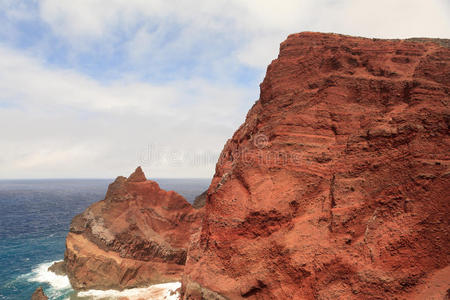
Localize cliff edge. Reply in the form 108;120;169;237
182;32;450;299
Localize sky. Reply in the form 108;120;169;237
0;0;449;179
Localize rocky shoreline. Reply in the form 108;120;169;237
31;287;48;300
41;32;449;299
63;167;202;291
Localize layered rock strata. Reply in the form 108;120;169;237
65;167;202;290
182;32;450;299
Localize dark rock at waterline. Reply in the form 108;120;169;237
48;261;66;276
31;287;48;300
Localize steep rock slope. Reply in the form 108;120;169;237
182;32;450;299
65;167;202;290
193;191;207;209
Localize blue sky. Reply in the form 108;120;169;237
0;0;449;179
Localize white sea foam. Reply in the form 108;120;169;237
24;260;73;299
22;260;180;299
77;282;181;300
27;260;71;290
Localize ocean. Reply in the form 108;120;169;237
0;178;210;300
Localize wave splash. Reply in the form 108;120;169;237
77;282;181;300
21;260;180;299
20;260;73;299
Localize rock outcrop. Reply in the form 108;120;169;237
65;167;202;290
182;32;450;299
192;191;207;209
48;261;66;276
31;287;48;300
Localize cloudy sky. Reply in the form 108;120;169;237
0;0;449;179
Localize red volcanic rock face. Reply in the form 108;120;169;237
65;167;202;290
182;32;450;299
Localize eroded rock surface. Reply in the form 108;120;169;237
65;167;202;290
182;32;450;299
31;287;48;300
192;191;207;209
48;261;66;276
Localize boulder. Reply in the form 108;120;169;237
31;287;48;300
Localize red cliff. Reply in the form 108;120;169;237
65;167;202;290
182;32;450;299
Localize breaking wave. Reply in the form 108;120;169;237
20;260;181;299
77;282;181;300
20;260;73;299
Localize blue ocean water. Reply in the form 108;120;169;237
0;178;209;300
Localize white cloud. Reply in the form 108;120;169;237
37;0;235;44
0;0;34;21
235;34;281;69
232;0;450;67
34;0;450;69
0;0;449;178
314;0;450;39
0;45;253;178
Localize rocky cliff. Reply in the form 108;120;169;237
193;191;207;209
65;167;202;290
182;32;450;299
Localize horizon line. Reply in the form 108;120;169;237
0;177;212;181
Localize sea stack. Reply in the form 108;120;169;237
64;167;202;290
31;287;48;300
182;32;450;299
